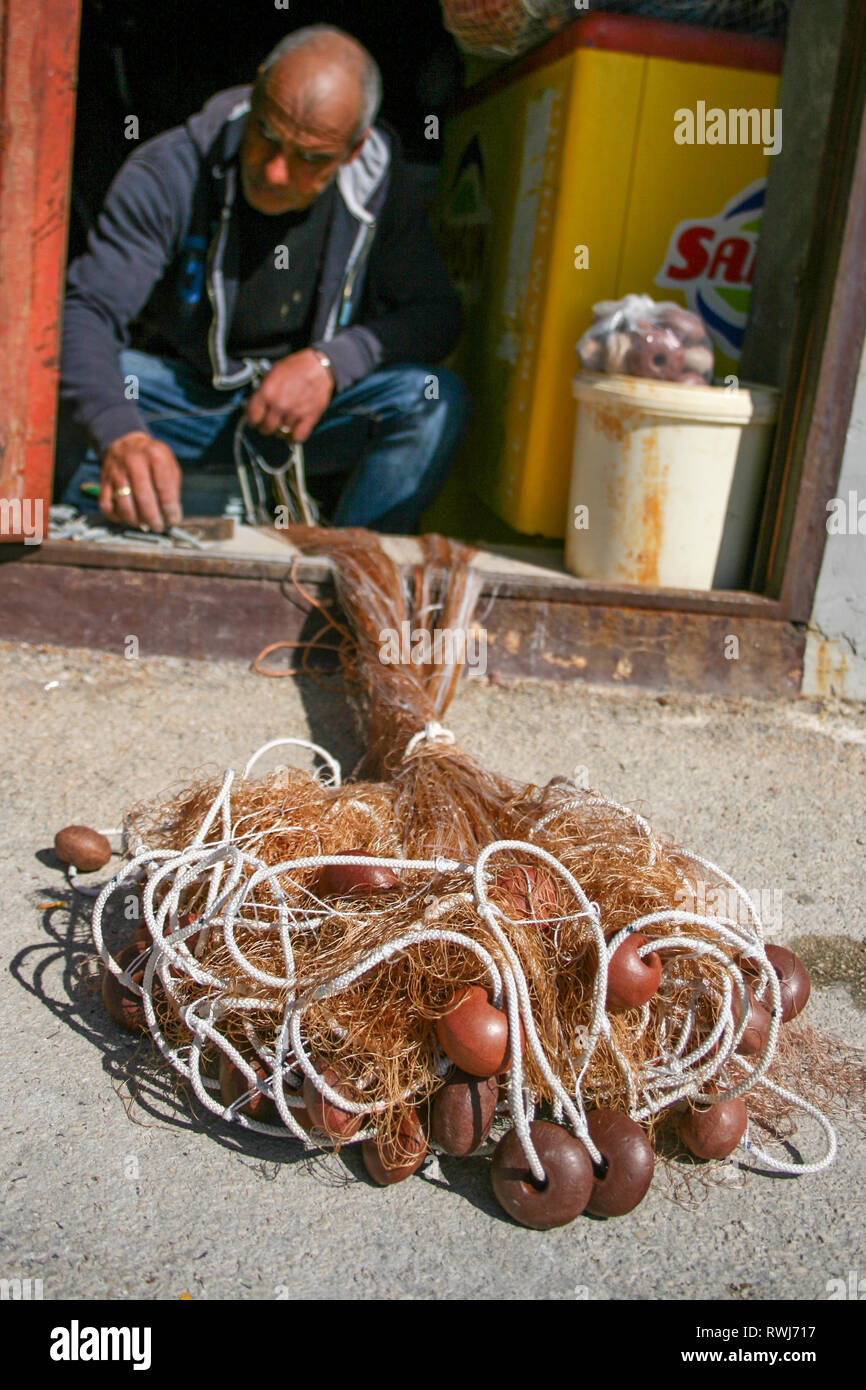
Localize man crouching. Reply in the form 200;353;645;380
57;24;469;533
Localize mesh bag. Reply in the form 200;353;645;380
440;0;575;58
440;0;791;59
576;294;716;383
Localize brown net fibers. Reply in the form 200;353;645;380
91;529;856;1210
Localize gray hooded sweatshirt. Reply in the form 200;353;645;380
60;86;463;454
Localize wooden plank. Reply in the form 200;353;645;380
173;516;236;541
0;561;803;696
0;0;80;541
3;536;785;620
481;599;803;697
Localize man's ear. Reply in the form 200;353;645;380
342;130;370;166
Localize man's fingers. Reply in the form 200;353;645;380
123;455;168;532
100;481;140;530
253;402;290;437
245;390;267;431
98;465;140;527
98;477;116;521
245;353;332;444
245;381;303;439
150;447;183;526
250;392;304;438
100;443;178;532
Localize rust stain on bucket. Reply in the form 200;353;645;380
588;408;666;586
631;429;667;587
587;401;637;445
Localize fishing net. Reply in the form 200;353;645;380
84;530;855;1226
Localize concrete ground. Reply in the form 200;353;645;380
1;638;864;1302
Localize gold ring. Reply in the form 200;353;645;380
278;425;293;437
113;486;133;498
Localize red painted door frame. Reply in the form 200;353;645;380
0;0;80;543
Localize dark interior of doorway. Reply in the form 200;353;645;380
68;0;461;262
65;0;515;545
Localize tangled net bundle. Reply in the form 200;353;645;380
88;530;852;1221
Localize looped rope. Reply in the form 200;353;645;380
403;722;456;759
242;736;341;787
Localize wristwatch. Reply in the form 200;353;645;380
312;348;335;385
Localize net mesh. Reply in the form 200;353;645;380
440;1;791;59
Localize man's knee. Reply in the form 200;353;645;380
398;364;469;415
385;368;470;512
424;367;472;436
369;365;471;454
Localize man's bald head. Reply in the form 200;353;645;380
240;26;382;214
257;25;382;145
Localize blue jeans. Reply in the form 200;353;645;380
56;350;471;532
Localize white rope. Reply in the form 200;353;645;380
89;735;837;1182
403;723;456;759
732;1061;838;1175
242;737;342;787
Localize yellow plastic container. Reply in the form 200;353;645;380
434;13;783;538
565;373;780;590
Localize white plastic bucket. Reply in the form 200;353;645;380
565;374;780;590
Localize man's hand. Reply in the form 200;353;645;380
245;349;334;443
99;432;183;532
